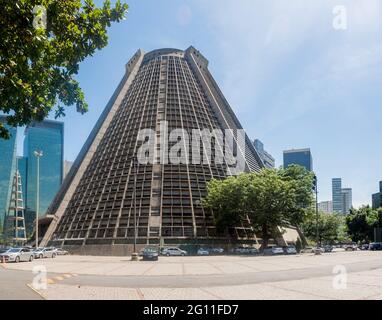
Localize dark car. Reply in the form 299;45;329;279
283;245;297;255
324;245;333;252
142;247;159;261
369;242;382;251
359;244;369;250
263;247;284;255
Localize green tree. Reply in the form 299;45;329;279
346;206;378;243
203;166;315;248
0;0;128;139
302;211;345;245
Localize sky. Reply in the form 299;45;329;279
16;0;382;207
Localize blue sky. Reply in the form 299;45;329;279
16;0;382;207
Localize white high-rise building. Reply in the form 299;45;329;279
318;201;333;214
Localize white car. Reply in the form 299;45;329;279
0;248;34;263
33;247;57;259
55;248;69;255
162;247;187;256
197;248;210;255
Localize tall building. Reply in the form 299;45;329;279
318;201;333;214
24;120;64;232
332;178;343;213
253;139;275;168
332;178;353;214
341;188;352;214
17;156;28;202
283;148;313;171
0;116;17;231
372;181;382;209
41;47;268;253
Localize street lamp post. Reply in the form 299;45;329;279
34;150;43;249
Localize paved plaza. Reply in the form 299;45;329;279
2;251;382;299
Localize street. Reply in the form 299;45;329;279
2;251;382;300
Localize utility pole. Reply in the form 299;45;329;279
34;150;43;248
314;175;321;254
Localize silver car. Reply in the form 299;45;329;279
55;248;69;255
162;247;187;256
0;248;34;263
33;247;57;259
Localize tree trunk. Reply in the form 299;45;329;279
261;224;269;250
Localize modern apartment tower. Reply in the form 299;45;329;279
24;120;64;233
41;47;266;253
283;148;313;171
253;139;275;168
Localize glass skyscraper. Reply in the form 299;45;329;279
17;156;28;202
0;116;17;231
341;188;353;214
24;120;64;232
372;181;382;210
332;178;343;213
283;148;313;171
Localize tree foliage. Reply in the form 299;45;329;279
0;0;128;139
302;211;347;245
203;165;315;248
346;206;382;243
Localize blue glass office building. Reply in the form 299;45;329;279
0;117;17;231
24;121;64;231
17;156;28;201
332;178;343;213
283;148;313;171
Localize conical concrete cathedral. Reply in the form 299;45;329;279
42;47;265;254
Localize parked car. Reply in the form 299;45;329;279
311;247;325;254
0;247;34;263
0;247;12;254
369;242;382;251
197;248;210;256
161;247;187;256
300;247;313;254
359;244;369;251
263;246;284;255
283;245;297;255
33;247;57;259
344;244;358;251
324;245;333;252
207;247;224;254
141;247;159;261
54;248;69;255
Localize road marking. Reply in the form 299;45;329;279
47;278;55;284
26;283;47;300
63;274;72;278
55;276;64;281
